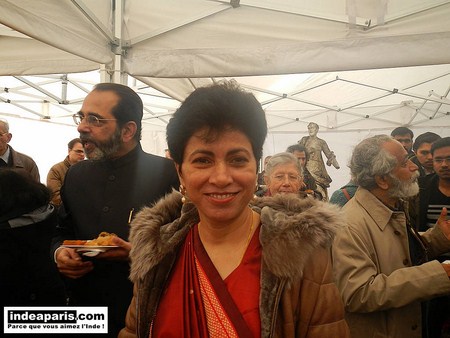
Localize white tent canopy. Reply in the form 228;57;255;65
1;0;449;130
2;0;450;76
1;0;449;191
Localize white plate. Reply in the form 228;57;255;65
62;245;118;256
62;245;118;250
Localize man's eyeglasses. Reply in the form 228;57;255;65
433;157;450;165
272;173;301;183
72;113;116;127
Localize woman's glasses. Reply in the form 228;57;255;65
272;173;301;182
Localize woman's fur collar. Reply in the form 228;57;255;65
129;191;344;282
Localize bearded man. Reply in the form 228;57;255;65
332;135;450;338
51;83;179;337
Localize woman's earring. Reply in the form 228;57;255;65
180;185;187;204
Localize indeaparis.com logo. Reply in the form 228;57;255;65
4;307;108;334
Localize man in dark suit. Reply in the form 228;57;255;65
52;83;179;337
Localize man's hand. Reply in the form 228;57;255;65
437;207;450;240
95;236;131;261
56;247;94;279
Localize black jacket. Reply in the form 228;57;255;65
415;174;439;232
51;144;179;337
0;168;65;308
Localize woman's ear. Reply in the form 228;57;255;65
175;163;184;186
121;121;137;142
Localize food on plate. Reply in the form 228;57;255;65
85;231;118;246
62;232;118;246
62;239;87;246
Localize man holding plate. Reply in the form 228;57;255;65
51;83;179;337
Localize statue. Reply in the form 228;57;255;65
298;122;340;201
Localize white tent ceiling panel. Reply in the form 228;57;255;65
2;64;449;132
0;0;113;72
135;76;215;102
0;0;449;134
2;0;448;77
0;35;99;75
124;1;450;77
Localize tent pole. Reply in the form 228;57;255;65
99;65;111;83
112;0;127;85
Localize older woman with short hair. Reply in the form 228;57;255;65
263;152;304;196
261;152;323;200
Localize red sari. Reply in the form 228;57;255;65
151;223;261;337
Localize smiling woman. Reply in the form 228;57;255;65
119;81;349;338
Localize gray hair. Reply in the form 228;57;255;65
350;135;398;190
0;119;9;133
264;152;303;178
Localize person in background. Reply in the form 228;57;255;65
0;118;40;181
414;136;450;338
286;143;323;200
46;138;85;207
391;126;415;158
286;143;318;193
411;131;441;177
119;81;349;338
0;169;65;309
261;152;322;200
298;122;340;201
263;152;304;196
415;136;450;232
257;154;272;188
332;135;450;338
51;83;179;337
329;179;358;207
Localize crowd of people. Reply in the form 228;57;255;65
1;82;449;338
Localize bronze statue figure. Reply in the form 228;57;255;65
298;122;339;200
